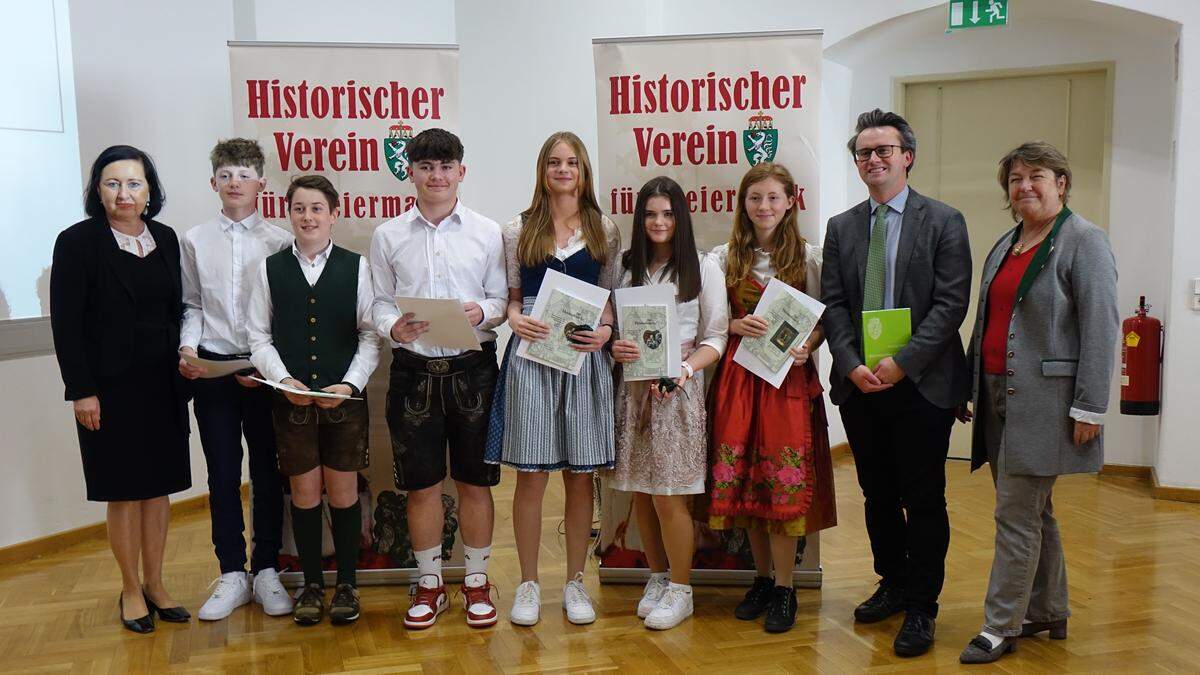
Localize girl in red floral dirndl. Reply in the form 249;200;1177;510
706;162;837;634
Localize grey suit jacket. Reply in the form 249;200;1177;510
966;210;1119;476
821;188;972;408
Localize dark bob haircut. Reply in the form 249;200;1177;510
407;128;464;164
83;145;166;219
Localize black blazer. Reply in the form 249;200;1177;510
820;188;972;409
50;216;184;401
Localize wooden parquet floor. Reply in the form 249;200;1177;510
2;455;1198;674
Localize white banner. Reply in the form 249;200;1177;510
593;31;825;587
229;41;458;255
593;31;822;249
229;42;464;583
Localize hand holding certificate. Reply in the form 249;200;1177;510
249;376;363;401
178;350;254;379
393;296;483;351
613;283;681;381
732;278;825;389
516;269;609;375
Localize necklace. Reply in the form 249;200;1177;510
1012;219;1052;256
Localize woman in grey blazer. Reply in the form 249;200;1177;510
958;142;1119;664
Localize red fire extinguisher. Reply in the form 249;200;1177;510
1120;296;1162;415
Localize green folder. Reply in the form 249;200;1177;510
862;308;911;369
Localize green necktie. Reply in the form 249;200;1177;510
863;204;888;311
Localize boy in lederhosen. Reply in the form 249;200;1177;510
368;129;508;629
247;175;380;625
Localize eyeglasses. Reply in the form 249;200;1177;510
853;145;905;162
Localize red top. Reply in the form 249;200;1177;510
982;241;1042;375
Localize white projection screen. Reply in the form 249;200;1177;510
0;0;81;322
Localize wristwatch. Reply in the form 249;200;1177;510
681;361;695;380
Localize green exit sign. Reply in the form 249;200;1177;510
948;0;1008;30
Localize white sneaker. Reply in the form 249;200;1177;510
562;573;596;625
510;580;541;626
198;571;251;621
644;583;694;630
251;568;294;617
637;574;670;619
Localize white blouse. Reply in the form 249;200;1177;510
618;250;729;357
111;226;157;257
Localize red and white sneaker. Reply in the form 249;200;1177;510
404;575;448;629
461;575;498;628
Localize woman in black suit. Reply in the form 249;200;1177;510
50;145;192;633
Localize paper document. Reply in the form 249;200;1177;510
248;376;362;400
179;351;254;379
862;308;912;369
516;269;609;375
614;282;681;381
732;278;825;389
394;296;482;351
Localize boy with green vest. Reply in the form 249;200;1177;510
246;175;380;626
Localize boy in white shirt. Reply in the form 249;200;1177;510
369;129;508;629
179;139;294;620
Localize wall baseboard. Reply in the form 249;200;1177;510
1099;463;1153;480
831;442;850;459
1100;463;1200;504
0;484;248;565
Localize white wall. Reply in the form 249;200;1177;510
824;0;1178;469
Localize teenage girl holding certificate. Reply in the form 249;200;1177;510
485;131;621;627
707;162;837;634
609;176;729;630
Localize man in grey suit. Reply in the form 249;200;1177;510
821;109;972;657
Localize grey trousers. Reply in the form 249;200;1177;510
980;374;1071;636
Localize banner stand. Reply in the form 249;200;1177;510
599;534;822;588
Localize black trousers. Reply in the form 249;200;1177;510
193;372;284;574
840;379;954;617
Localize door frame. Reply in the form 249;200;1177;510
893;61;1116;229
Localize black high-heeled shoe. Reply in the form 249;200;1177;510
144;592;191;623
119;594;155;634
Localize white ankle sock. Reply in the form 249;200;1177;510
463;544;491;588
667;582;692;593
415;546;442;588
979;631;1005;649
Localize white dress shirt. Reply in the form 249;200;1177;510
618;251;730;357
180;211;292;354
246;239;381;392
111;225;157;258
369;201;508;357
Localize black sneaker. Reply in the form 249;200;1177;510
853;584;905;623
763;585;798;633
734;576;774;620
292;583;325;626
329;583;361;625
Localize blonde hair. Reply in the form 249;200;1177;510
725;162;808;290
517;132;608;267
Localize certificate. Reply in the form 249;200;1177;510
732;278;825;389
862;308;912;369
516;269;609;375
619;304;669;380
248;376;363;400
614;282;681;381
179;351;254;379
394;296;483;351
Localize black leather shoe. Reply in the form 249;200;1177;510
853;584;905;623
119;594;155;634
1020;618;1067;639
734;576;774;620
959;634;1016;664
893;611;936;657
144;593;191;623
763;585;798;634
